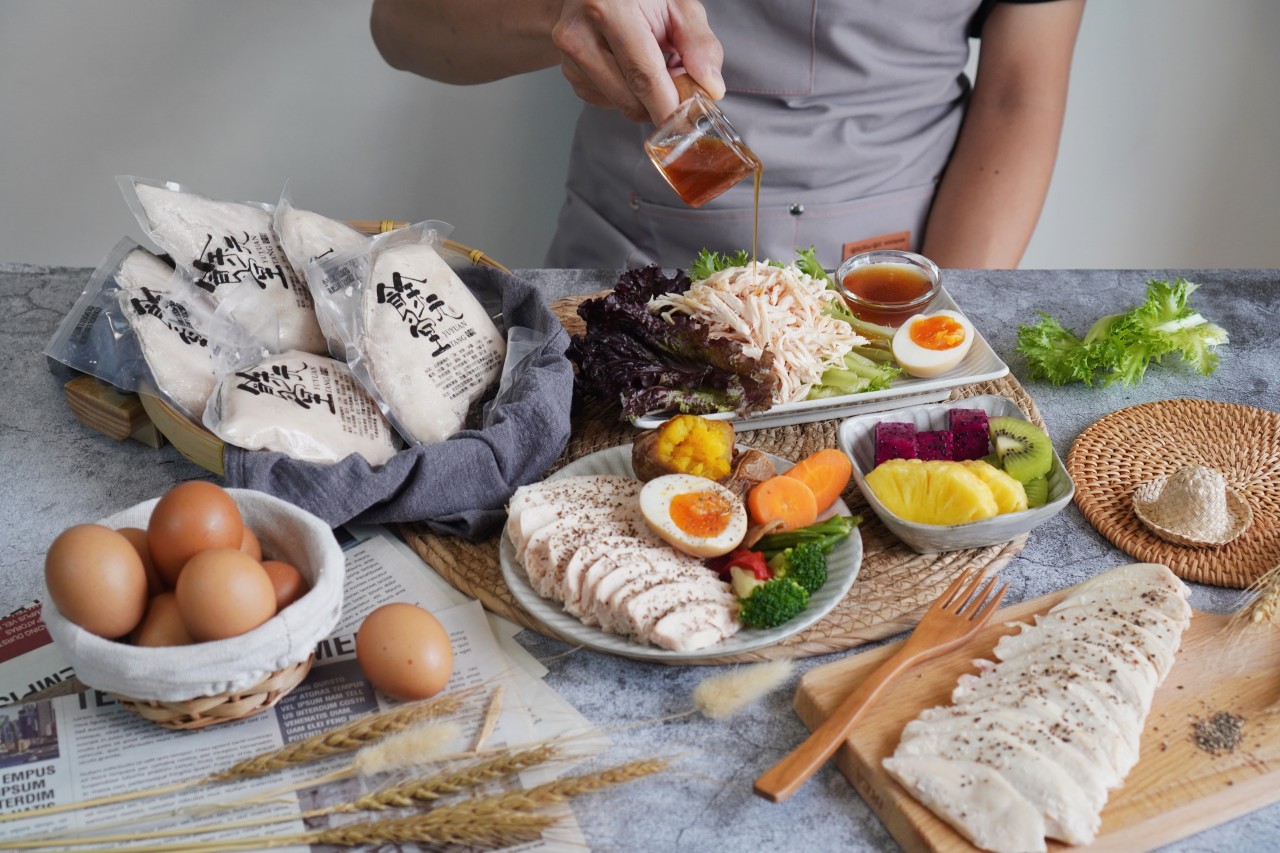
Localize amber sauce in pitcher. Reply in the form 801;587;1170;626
646;75;763;261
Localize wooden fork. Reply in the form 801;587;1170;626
753;567;1009;803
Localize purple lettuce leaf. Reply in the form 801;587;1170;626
567;265;776;419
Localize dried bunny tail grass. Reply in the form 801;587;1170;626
352;721;461;777
693;660;796;719
1228;561;1280;635
207;690;470;782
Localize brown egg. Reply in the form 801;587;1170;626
45;524;148;638
174;549;277;641
239;526;263;562
261;560;309;610
117;526;166;595
148;482;244;586
356;603;454;700
130;592;193;647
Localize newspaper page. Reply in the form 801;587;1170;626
0;603;74;707
0;529;602;851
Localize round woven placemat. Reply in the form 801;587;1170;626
1068;398;1280;588
400;295;1043;664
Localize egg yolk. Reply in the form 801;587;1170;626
909;315;967;351
670;491;736;538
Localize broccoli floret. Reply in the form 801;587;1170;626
738;578;809;629
767;542;828;594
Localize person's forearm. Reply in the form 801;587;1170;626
921;83;1067;269
370;0;562;84
922;0;1085;269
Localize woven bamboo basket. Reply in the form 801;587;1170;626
112;656;315;730
138;229;509;474
43;490;346;730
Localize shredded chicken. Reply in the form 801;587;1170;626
649;262;866;404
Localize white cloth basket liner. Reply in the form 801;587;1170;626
43;488;344;702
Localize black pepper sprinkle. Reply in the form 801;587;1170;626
1193;711;1245;756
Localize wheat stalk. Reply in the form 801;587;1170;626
347;742;563;812
86;758;669;853
2;743;568;850
1228;561;1280;634
0;691;471;826
208;692;467;781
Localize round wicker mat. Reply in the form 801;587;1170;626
400;295;1044;664
1068;398;1280;588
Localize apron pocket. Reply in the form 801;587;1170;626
632;181;937;270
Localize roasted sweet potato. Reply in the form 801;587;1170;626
631;414;735;482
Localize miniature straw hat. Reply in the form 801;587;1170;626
1132;465;1253;548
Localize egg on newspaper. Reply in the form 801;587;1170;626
505;474;743;652
883;563;1192;853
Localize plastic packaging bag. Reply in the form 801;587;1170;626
309;222;507;446
273;189;369;359
45;239;221;420
45;238;151;394
202;347;401;467
225;265;575;538
118;176;327;355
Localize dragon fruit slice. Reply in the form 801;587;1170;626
874;422;918;467
948;408;991;461
916;429;955;461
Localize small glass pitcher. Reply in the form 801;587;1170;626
644;75;760;208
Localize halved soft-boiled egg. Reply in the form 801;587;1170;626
639;474;748;558
891;309;975;378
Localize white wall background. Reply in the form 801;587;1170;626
1;0;1277;271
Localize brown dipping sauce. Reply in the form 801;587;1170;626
840;263;936;327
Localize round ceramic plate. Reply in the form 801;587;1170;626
498;445;863;662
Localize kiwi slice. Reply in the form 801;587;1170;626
988;417;1054;484
1023;476;1049;508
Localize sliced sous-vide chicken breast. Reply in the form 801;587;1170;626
885;563;1190;852
894;727;1100;844
902;706;1112;808
506;475;639;551
648;600;740;651
882;756;1046;853
506;473;744;654
610;578;734;639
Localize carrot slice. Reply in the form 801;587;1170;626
783;448;853;512
748;476;818;531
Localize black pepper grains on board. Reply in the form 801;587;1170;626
1192;711;1245;755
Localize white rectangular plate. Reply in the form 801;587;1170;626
631;287;1008;431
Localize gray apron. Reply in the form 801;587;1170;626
545;0;983;270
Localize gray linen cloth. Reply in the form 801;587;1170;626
224;267;573;540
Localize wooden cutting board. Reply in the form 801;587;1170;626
794;585;1280;852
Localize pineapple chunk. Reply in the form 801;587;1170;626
960;460;1029;514
865;459;1000;525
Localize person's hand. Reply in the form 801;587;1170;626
551;0;725;125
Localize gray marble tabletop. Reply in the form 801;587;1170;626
2;262;1277;852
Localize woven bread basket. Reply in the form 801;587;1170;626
139;229;508;475
42;489;345;730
